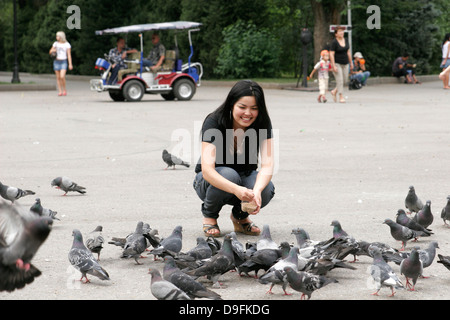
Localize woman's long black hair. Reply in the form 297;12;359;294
206;80;271;131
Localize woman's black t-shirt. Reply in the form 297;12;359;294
195;113;273;174
330;38;349;65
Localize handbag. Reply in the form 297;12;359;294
50;51;57;60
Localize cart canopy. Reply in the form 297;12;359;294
95;21;202;35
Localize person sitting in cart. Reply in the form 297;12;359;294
108;37;138;84
142;32;166;72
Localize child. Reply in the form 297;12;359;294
308;50;332;103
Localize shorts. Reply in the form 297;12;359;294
53;59;68;71
318;78;329;95
440;59;450;69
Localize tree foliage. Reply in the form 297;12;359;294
0;0;447;78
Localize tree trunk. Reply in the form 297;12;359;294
310;0;346;62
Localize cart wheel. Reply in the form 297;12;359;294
123;80;145;102
173;79;196;101
109;90;125;101
161;92;176;101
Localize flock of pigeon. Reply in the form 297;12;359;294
2;178;450;300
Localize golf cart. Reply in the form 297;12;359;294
90;21;203;102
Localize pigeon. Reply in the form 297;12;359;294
0;181;35;204
0;201;53;292
369;246;404;297
148;268;191;300
329;220;360;262
302;256;357;276
437;254;450;271
383;219;428;251
148;225;183;259
331;220;349;239
384;242;439;278
356;241;399;259
238;241;290;278
85;226;104;260
412;200;433;229
441;196;450;226
163;256;222;300
256;225;278;250
405;185;423;214
121;221;148;264
30;198;60;221
396;209;432;236
162;149;190;169
229;232;247;267
258;246;299;295
51;176;86;195
142;223;160;249
68;229;110;283
284;266;338;300
400;248;423;291
185;234;235;288
175;237;212;262
206;236;222;256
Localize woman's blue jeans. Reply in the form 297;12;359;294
193;167;275;220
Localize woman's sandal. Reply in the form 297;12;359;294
203;224;221;237
231;215;261;236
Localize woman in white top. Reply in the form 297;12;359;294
49;31;73;96
440;33;450;89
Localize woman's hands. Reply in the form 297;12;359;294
234;186;261;215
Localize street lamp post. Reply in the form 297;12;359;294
11;0;20;83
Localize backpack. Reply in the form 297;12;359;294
349;77;362;90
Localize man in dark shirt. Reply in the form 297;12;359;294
107;37;138;84
392;53;420;84
142;32;166;71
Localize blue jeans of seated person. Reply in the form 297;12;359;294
351;71;371;85
142;59;154;68
193;167;275;221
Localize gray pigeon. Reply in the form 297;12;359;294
437;254;450;271
148;268;191;300
163;256;222;300
412;200;433;229
148;225;183;259
142;223;160;249
258;246;299;295
185;234;235;288
229;231;247;267
329;220;360;262
369;246;404;297
121;221;148;264
384;242;439;278
30;198;60;221
383;218;428;251
256;225;278;250
283;266;338;300
0;202;53;292
400;248;423;291
162;149;190;169
85;226;104;260
0;181;35;204
175;237;212;262
396;209;432;236
441;196;450;226
51;176;86;195
405;185;423;214
68;229;110;283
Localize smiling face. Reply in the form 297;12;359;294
232;96;259;130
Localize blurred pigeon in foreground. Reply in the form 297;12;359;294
30;198;60;221
396;209;432;235
148;225;183;259
85;226;104;260
0;181;35;204
259;246;299;295
51;176;86;195
437;254;450;271
441;196;450;226
185;234;235;288
163;256;222;300
412;200;433;229
369;246;404;297
400;248;423;291
121;221;148;265
284;266;338;300
0;202;53;292
68;229;110;283
162;149;190;169
148;268;191;300
405;185;423;214
383;219;428;251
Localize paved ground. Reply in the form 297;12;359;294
0;74;449;303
